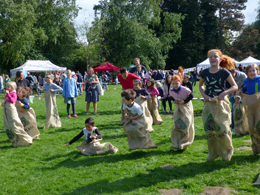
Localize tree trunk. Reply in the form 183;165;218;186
219;6;223;51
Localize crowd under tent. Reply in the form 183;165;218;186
10;60;67;78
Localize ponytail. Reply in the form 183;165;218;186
177;66;184;82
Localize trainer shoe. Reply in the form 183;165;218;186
162;110;167;113
73;114;78;117
68;115;71;118
169;110;173;114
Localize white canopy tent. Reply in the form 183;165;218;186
238;56;260;66
10;60;67;78
197;58;239;72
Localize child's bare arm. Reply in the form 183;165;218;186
130;113;143;120
63;143;70;146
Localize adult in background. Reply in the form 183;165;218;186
130;58;148;79
190;68;197;86
76;71;83;95
118;67;141;124
15;71;30;88
155;70;164;82
26;72;34;95
85;68;99;115
238;64;243;71
0;74;3;93
4;75;11;87
83;71;88;81
169;69;174;76
101;72;109;91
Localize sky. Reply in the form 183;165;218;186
74;0;260;26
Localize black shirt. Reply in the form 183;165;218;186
182;81;193;92
200;68;230;97
69;128;102;145
134;88;150;99
26;76;33;84
16;79;30;87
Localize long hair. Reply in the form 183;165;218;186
164;75;172;85
208;49;235;70
15;71;23;82
177;66;184;82
147;78;155;90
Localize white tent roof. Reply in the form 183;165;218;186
10;60;67;78
238;56;260;66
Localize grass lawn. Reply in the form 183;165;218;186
0;84;260;195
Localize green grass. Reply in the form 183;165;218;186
0;85;260;195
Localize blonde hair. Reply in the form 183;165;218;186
245;64;259;76
7;81;17;90
208;49;235;70
46;75;54;80
134;57;140;62
156;82;162;87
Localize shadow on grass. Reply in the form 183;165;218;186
45;149;182;170
61;154;260;195
46;127;78;134
77;110;122;116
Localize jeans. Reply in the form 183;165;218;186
78;84;83;95
162;97;173;111
102;83;108;91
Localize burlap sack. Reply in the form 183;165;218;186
44;90;61;129
76;139;118;155
134;96;154;131
171;101;194;150
147;96;163;125
119;98;127;125
123;109;157;150
233;102;249;136
15;102;40;140
3;103;33;147
202;97;233;161
241;92;260;155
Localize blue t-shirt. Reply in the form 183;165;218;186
241;75;260;95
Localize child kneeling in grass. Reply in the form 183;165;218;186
121;89;157;150
64;117;118;155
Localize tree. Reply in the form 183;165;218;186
91;0;183;70
215;0;247;51
228;25;259;60
0;0;79;71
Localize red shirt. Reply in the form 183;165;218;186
118;73;141;90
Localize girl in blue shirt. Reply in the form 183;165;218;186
236;64;260;154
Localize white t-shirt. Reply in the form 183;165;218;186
123;102;143;115
83;127;97;141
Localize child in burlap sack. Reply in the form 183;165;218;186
133;80;154;131
199;49;238;161
146;78;163;125
121;89;157;150
236;64;260;154
64;117;118;155
2;82;33;147
169;75;194;150
16;86;40;140
44;75;63;129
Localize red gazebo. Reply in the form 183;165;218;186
93;62;121;72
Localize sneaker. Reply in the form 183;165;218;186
68;115;71;118
169;110;173;114
162;110;167;113
73;114;78;117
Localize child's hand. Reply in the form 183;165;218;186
5;90;9;94
218;92;226;100
125;114;128;120
50;89;54;93
236;91;241;95
141;96;146;100
63;143;70;146
18;101;22;107
203;95;210;101
174;100;179;104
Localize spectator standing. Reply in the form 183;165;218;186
129;58;148;79
76;71;83;95
26;72;34;95
0;74;3;93
15;71;30;88
101;72;109;91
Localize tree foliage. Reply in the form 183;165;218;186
0;0;79;71
91;0;183;70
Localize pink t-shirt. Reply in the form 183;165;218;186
5;91;17;104
146;88;159;96
169;86;191;100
